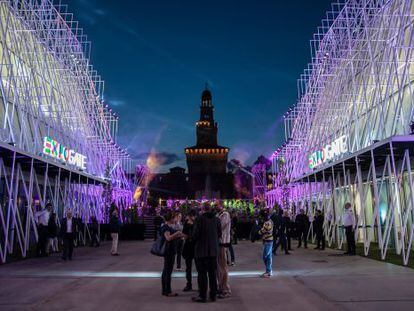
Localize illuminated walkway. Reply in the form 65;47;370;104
1;241;414;311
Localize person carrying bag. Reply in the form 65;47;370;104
154;212;183;297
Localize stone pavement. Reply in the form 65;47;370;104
1;240;414;311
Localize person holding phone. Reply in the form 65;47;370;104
161;212;184;297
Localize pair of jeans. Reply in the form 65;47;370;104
176;239;183;268
185;257;193;287
273;233;288;254
195;257;218;300
316;232;325;249
228;243;235;263
62;233;74;260
217;246;231;295
286;233;291;250
90;232;100;247
162;254;175;295
111;233;119;254
36;225;48;256
345;226;356;254
262;241;273;274
47;237;58;253
297;229;308;248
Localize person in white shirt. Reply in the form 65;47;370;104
60;210;75;261
343;202;356;255
217;203;231;299
35;204;51;257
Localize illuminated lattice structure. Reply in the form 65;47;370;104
0;0;132;262
267;0;414;265
252;163;266;201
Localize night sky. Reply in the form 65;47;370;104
68;0;333;172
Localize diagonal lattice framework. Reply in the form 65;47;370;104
0;0;133;262
285;0;414;179
267;0;414;265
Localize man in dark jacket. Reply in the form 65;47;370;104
313;210;325;250
272;208;290;255
60;210;76;261
296;209;310;248
192;203;222;303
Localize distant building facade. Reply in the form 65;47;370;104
148;166;188;202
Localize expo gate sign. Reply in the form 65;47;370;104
43;136;87;170
308;135;348;169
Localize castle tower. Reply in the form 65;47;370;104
185;87;229;175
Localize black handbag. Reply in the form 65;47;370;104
151;234;166;257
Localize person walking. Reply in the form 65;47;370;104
192;203;221;303
283;210;293;251
343;203;356;255
35;204;51;257
61;210;76;261
295;209;309;248
73;214;82;247
90;216;100;247
313;210;325;250
47;212;58;253
160;212;183;297
217;204;231;299
182;210;196;292
259;210;274;278
110;209;121;256
272;208;290;255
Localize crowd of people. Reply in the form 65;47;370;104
157;203;233;302
33;203;121;261
32;199;357;303
154;201;357;302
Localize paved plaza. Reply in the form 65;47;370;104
1;241;414;311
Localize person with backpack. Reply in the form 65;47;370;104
160;212;184;297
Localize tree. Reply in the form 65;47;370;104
254;155;272;171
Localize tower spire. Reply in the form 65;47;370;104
201;84;212;107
